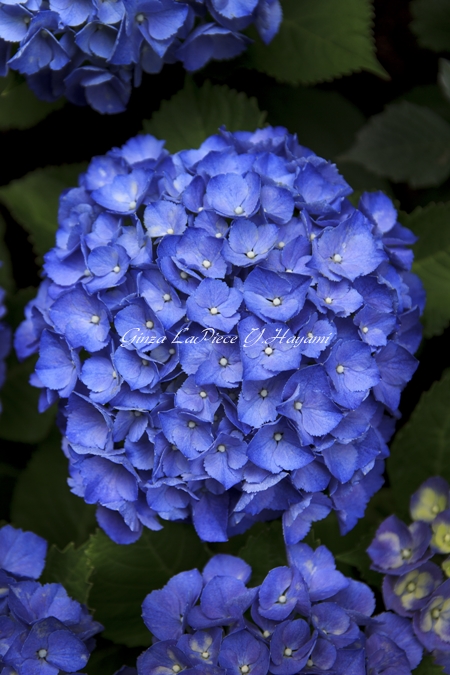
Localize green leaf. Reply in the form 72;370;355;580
262;85;365;159
402;202;450;337
238;521;286;585
0;164;87;262
143;78;266;153
343;101;450;188
0;213;15;295
413;654;445;674
11;430;97;548
411;0;450;53
246;0;387;86
0;357;56;443
40;542;93;605
388;370;450;517
439;58;450;103
86;524;210;647
0;73;64;131
85;643;139;675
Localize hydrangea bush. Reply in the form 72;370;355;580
0;0;281;113
14;126;424;546
132;547;423;675
0;523;102;673
367;476;450;674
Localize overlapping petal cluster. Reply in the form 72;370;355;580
0;0;281;113
134;547;422;675
367;477;450;674
15;127;424;545
0;523;102;674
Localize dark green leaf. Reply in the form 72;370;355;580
343;101;450;188
0;73;64;131
11;430;97;548
389;370;450;517
262;85;365;159
0;357;56;443
143;78;266;153
411;0;450;52
0;213;15;294
41;542;93;605
396;83;450;124
86;524;210;647
413;654;445;674
439;58;450;103
85;642;139;675
402;202;450;337
0;164;87;262
5;287;37;332
238;520;286;585
246;0;387;85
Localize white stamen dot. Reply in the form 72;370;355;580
201;652;210;659
310;233;316;241
274;432;283;442
402;548;412;559
285;268;293;273
84;268;91;276
278;241;285;249
169;348;176;355
325;297;333;305
180;271;188;279
215;232;222;238
362;326;369;333
336;365;345;374
113;265;120;273
136;12;145;22
246;251;256;259
90;314;100;324
332;253;342;263
202;259;212;269
172;666;181;673
142;359;148;366
112;371;117;379
218;444;226;453
210;307;219;315
432;608;441;619
167;228;174;234
199;391;208;398
407;582;416;592
38;649;48;659
234;206;244;215
134;411;141;417
240;667;249;674
260;389;268;398
264;346;273;356
307;659;313;667
263;630;271;638
272;297;282;306
219;357;228;367
294;401;303;411
188;421;196;429
24;16;30;24
307;332;314;339
163;293;171;302
146;320;154;328
284;648;293;657
129;200;137;210
278;594;287;604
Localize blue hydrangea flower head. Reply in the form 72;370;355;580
16;127;423;546
134;546;422;675
0;0;282;112
0;524;102;674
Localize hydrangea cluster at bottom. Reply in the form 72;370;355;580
133;547;423;675
0;524;102;675
367;476;450;674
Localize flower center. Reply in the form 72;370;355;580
401;548;412;559
113;265;120;273
199;391;207;398
188;421;196;429
284;648;293;657
180;271;188;279
332;253;342;263
407;582;416;592
38;649;48;659
146;320;154;328
90;314;100;324
219;357;228;367
246;250;256;259
167;228;174;234
218;444;226;453
201;652;209;659
202;259;212;269
324;296;333;305
264;346;273;355
278;594;287;604
234;206;244;215
336;365;344;374
272;297;282;306
259;388;268;398
294;401;303;410
210;307;219;315
163;293;171;302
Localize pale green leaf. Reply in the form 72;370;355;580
41;542;93;605
86;525;210;647
344;101;450;188
143;78;266;153
247;0;387;85
0;73;64;131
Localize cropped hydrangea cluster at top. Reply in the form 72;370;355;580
0;0;281;113
0;523;102;674
367;477;450;674
134;547;423;675
15;126;424;546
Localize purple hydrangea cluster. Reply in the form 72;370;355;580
367;477;450;674
0;523;102;674
0;0;281;114
15;126;424;546
135;546;423;675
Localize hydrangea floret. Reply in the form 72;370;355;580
367;476;450;674
131;546;423;675
15;126;424;546
0;523;102;674
0;0;282;113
